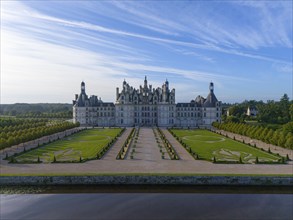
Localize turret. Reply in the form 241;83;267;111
165;79;169;90
81;81;85;93
209;82;214;93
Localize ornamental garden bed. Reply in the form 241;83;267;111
169;129;284;164
6;128;123;163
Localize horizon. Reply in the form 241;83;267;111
1;1;292;104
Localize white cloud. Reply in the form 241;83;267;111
1;1;291;103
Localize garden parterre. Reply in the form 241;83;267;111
170;129;282;163
12;128;122;163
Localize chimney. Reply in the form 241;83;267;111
116;87;119;100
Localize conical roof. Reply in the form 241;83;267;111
203;92;218;107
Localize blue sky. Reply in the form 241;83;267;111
1;1;292;104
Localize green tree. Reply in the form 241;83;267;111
277;132;286;147
290;104;293;121
282;122;293;134
270;131;280;146
284;133;293;149
264;129;274;144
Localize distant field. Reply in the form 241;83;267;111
170;129;281;163
14;128;122;163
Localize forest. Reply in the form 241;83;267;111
223;94;293;125
0;103;72;119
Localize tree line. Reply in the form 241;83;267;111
224;94;293;124
0;103;72;117
0;118;79;150
212;121;293;149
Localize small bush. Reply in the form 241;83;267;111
239;156;242;164
213;156;216;163
255;156;259;164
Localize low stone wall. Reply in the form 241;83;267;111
1;175;292;186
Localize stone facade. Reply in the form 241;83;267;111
73;77;221;127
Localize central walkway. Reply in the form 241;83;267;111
125;128;162;161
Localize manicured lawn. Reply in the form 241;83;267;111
14;128;122;163
171;129;281;163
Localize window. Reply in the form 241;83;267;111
121;119;123;124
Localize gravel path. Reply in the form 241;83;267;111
125;128;162;161
102;129;132;161
212;128;293;161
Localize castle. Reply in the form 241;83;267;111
73;77;221;127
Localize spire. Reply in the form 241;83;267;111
144;75;147;88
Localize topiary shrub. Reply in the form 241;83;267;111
239;156;242;164
37;156;41;163
9;157;15;163
213;156;216;163
255;156;259;164
53;155;57;163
